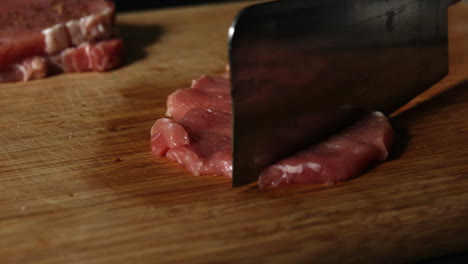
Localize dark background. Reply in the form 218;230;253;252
114;0;243;12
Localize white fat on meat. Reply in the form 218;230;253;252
274;162;322;175
42;8;114;55
66;9;114;46
0;57;47;82
269;162;322;187
42;24;70;54
16;57;47;81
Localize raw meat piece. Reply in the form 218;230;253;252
0;0;115;67
0;0;120;82
152;74;394;188
258;112;393;188
150;118;189;156
54;39;123;72
166;75;232;120
0;39;122;82
0;57;47;82
151;107;393;185
151;108;232;177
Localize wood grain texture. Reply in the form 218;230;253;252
0;1;467;263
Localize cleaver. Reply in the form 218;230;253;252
228;0;459;187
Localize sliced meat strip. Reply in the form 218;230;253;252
258;111;394;188
152;74;394;188
151;108;233;177
166;75;232;120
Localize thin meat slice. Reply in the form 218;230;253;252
151;108;233;177
150;107;393;184
152;74;394;188
0;0;120;82
258;112;393;188
166;75;232;120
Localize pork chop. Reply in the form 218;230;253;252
0;0;121;82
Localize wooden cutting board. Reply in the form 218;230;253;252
0;1;467;263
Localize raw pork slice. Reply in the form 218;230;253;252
151;108;232;177
0;0;121;82
151;75;394;188
166;75;232;120
258;111;393;188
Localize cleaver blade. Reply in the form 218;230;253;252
228;0;458;187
